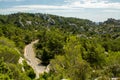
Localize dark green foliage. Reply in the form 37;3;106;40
0;45;20;64
80;38;107;68
35;28;66;65
26;68;36;79
0;37;34;79
102;38;120;51
0;58;31;80
0;13;120;79
23;60;36;79
0;37;15;47
0;58;12;78
104;52;120;77
8;63;31;80
0;37;20;64
49;36;91;80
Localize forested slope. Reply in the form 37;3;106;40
0;13;120;80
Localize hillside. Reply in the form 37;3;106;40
0;13;120;80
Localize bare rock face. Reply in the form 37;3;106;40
15;16;25;27
68;22;78;31
48;18;55;25
68;23;78;28
104;18;120;25
58;17;64;23
26;21;32;25
43;14;50;20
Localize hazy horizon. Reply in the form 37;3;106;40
0;0;120;22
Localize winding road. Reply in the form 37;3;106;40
24;40;49;79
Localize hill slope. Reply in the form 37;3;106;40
0;13;120;80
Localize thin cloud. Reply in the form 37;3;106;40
0;5;77;14
65;0;120;9
0;0;24;2
0;0;120;14
15;5;70;10
103;9;120;13
14;0;120;10
0;0;120;21
0;7;33;15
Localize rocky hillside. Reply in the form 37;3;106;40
0;13;120;80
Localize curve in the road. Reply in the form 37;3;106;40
24;40;49;79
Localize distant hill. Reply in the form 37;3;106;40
0;13;120;35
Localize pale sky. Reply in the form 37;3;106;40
0;0;120;22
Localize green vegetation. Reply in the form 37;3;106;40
35;28;66;65
0;13;120;80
